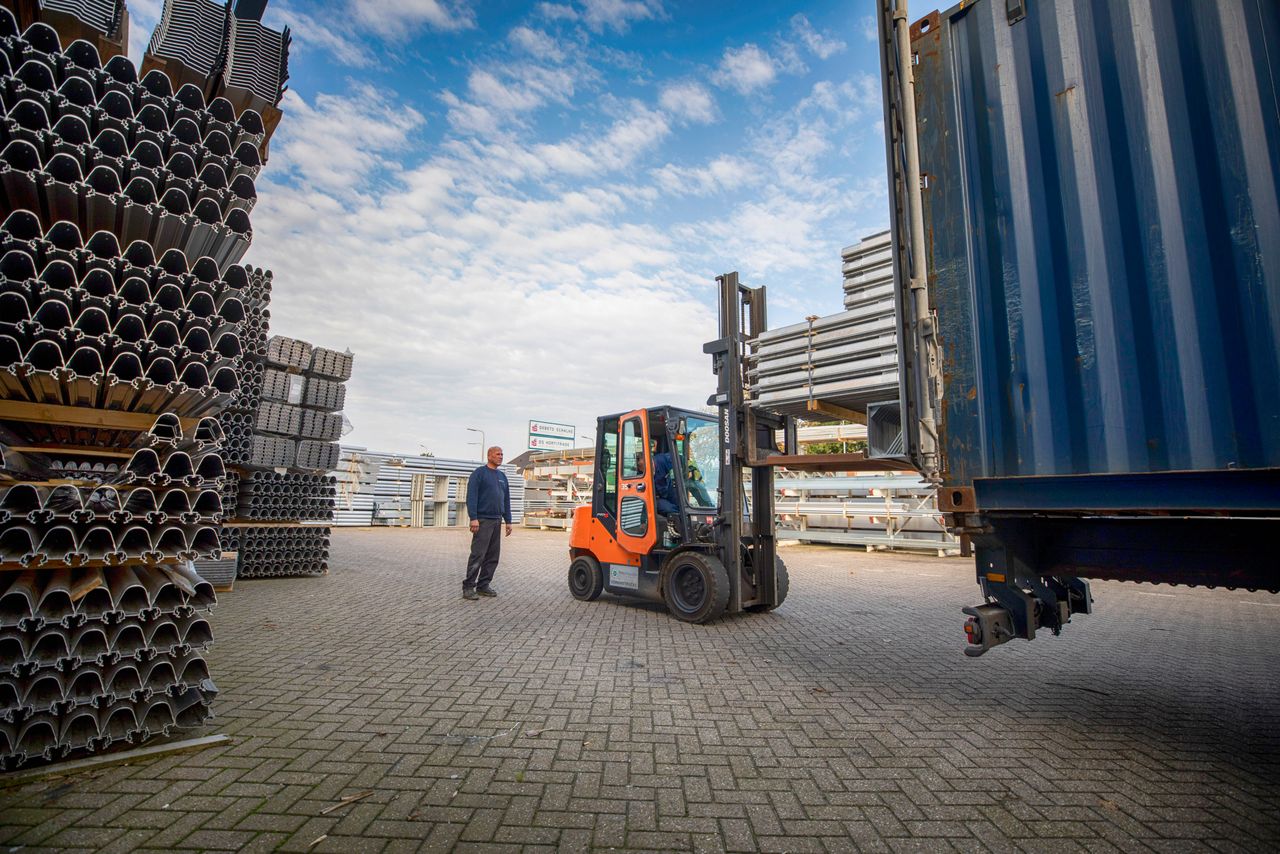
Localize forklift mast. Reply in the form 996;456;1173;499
703;272;795;612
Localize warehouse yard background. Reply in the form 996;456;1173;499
3;528;1277;851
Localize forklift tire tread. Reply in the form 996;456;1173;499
661;552;731;624
568;555;605;601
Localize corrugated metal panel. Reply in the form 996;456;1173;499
915;0;1280;486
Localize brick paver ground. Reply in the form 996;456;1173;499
2;527;1279;852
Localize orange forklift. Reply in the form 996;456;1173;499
566;273;906;623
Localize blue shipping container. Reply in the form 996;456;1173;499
912;0;1280;492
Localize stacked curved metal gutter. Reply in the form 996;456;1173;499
748;230;899;419
141;0;288;154
0;212;245;416
0;1;294;768
332;448;525;528
0;559;216;769
0;418;221;769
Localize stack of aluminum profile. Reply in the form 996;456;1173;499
218;334;351;472
141;0;287;157
219;524;325;577
8;1;128;63
0;418;221;770
0;561;217;770
0;0;295;766
220;332;352;579
748;230;898;420
332;448;525;528
771;472;959;554
0;212;245;417
233;471;333;521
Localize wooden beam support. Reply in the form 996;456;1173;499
0;401;200;432
804;399;868;425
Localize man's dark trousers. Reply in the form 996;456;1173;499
464;519;503;592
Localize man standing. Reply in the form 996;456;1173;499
463;446;512;600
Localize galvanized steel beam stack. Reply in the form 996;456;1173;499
748;230;899;420
0;0;293;767
332;448;524;528
219;334;352;578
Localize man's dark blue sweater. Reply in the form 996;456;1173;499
467;465;512;522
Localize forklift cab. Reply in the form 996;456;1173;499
568;404;788;623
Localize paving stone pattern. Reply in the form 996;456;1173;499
2;528;1279;852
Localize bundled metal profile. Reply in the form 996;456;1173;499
0;561;217;769
747;230;900;420
222;523;326;578
333;448;525;527
234;470;333;521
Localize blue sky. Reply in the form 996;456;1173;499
131;0;890;459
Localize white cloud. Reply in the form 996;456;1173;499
268;87;425;194
509;26;566;61
712;44;776;95
537;3;579;22
348;0;475;38
126;0;163;63
579;0;663;32
791;14;847;60
861;15;878;42
659;81;717;124
652;156;756;196
270;4;379;68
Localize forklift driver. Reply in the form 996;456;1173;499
652;440;680;517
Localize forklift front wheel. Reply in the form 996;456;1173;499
568;555;604;601
662;552;730;624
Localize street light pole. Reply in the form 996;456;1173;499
466;427;485;461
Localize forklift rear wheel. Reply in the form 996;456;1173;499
662;552;730;623
746;556;789;612
568;555;604;601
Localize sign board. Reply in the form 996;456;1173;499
529;420;575;439
528;435;574;451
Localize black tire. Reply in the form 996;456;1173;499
747;555;789;612
661;552;730;624
568;555;604;601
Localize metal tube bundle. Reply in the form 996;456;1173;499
221;524;326;577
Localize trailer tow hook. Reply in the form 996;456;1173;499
962;604;1014;657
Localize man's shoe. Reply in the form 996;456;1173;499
476;587;497;597
462;589;478;600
